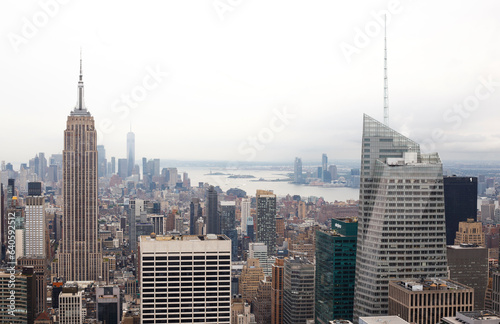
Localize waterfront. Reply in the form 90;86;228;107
179;167;359;203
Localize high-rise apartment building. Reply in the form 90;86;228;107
59;285;83;324
127;131;135;177
206;186;219;234
271;258;285;324
443;176;478;245
315;218;357;323
249;242;272;277
25;182;45;257
294;157;303;184
256;190;277;256
322;154;328;182
283;257;315;324
57;58;102;281
388;279;473;324
18;257;48;316
139;234;231;323
448;245;488;309
239;258;265;303
241;198;251;235
353;115;448;319
190;198;202;235
110;156;116;175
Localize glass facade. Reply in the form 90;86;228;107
315;218;357;323
354;115;448;320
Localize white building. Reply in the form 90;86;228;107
25;183;45;257
139;234;232;323
249;242;272;277
241;198;251;235
59;288;83;324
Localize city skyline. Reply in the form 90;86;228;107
1;1;500;164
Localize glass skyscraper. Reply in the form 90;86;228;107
353;114;448;320
315;218;357;323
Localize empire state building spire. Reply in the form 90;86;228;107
72;49;89;115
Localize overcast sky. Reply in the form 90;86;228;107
1;0;499;166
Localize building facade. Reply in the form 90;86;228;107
57;59;102;281
256;190;277;256
353;115;448;319
283;257;315;324
25;182;45;257
139;234;232;323
315;218;357;323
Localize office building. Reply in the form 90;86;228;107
18;257;48;316
139;234;231;324
454;219;485;246
353;115;448;319
118;158;128;179
59;285;83;324
25;182;45;257
96;286;121;324
447;245;488;309
443;176;478;245
110;156;116;174
57;58;102;281
249;242;272;277
206;186;219;234
271;258;285;324
253;277;272;324
97;145;107;178
239;258;265;303
443;311;500;324
0;267;36;324
241;198;251;235
322;154;328;182
256;190;277;256
329;165;338;181
127;131;135;177
283;257;315;324
315;218;357;323
388;279;473;324
294;157;303;184
220;201;238;260
359;316;409;324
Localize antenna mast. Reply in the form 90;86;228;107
384;15;389;125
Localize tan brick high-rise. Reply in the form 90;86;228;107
57;56;102;281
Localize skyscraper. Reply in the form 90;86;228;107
57;56;102;281
283;258;315;324
220;201;238;260
443;176;478;245
256;190;277;256
97;145;107;178
127;131;135;177
353;115;448;320
315;218;357;323
25;182;45;257
139;234;232;323
271;258;285;324
241;198;251;235
206;185;219;234
189;198;202;235
294;157;302;184
321;153;328;182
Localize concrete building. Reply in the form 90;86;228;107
388;279;473;324
454;219;485;246
0;267;36;324
283;257;315;324
253;277;272;324
57;59;102;281
442;311;500;324
354;115;448;319
249;242;272;277
256;190;277;256
448;244;488;309
241;198;251;235
139;234;231;323
59;285;83;324
96;286;121;324
25;182;45;257
239;258;265;303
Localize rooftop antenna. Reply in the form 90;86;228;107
383;14;389;125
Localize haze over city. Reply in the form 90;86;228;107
1;0;500;164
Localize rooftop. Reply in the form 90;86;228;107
393;278;471;292
140;234;229;242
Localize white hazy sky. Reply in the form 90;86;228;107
1;0;500;166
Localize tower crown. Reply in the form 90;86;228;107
71;49;90;116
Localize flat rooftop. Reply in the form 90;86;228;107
359;316;409;324
140;234;229;242
393;278;471;292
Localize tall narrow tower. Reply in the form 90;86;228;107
384;15;389;125
127;129;135;177
58;54;102;281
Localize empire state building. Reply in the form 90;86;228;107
57;56;102;281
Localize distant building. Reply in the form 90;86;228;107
283;258;315;324
118;158;128;179
444;176;478;245
220;201;238;260
294;157;303;184
249;242;271;277
97;145;107;178
322;154;328;182
25;182;45;257
448;245;488;309
241;198;251;235
256;190;277;256
127;132;135;177
388;279;473;324
206;186;219;234
189;198;202;235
